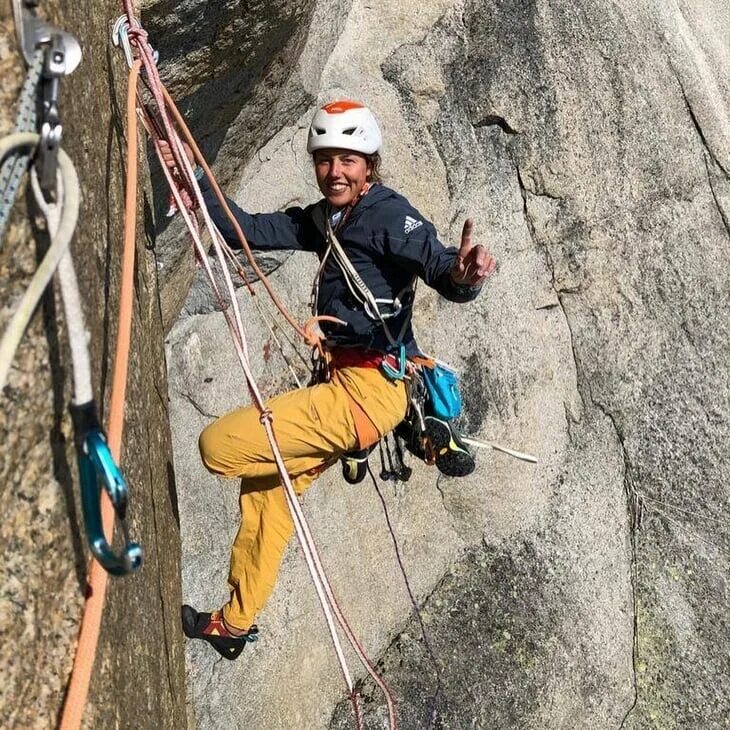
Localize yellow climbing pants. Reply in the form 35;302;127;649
198;366;408;630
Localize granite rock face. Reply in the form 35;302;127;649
143;0;335;330
165;0;729;728
0;2;187;728
2;0;728;728
0;0;324;726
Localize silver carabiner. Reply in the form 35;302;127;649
12;1;81;195
112;15;160;69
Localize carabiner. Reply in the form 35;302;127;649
112;15;159;69
111;16;136;68
71;402;143;576
11;1;81;195
381;343;407;381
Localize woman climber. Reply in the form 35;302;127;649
160;100;496;659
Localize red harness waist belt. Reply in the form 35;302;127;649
329;347;388;370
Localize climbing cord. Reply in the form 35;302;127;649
58;57;144;730
367;464;444;729
109;11;397;727
461;434;537;463
0;133;78;391
0;49;43;241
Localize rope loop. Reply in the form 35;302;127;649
304;315;346;349
258;408;273;425
126;26;148;47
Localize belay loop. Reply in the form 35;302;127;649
70;402;143;576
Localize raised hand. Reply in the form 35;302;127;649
158;140;195;173
450;218;497;287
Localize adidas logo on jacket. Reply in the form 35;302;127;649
404;215;423;234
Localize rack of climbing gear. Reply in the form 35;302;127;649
105;7;398;729
378;436;412;483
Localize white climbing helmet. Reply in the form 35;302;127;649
306;100;383;155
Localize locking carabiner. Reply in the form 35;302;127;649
381;343;407;381
70;402;143;576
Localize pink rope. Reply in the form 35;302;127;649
124;9;398;725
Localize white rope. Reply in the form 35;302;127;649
0;133;79;393
461;435;538;464
28;169;93;405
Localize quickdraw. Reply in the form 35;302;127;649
13;6;144;576
26;160;143;577
11;0;82;193
70;403;143;575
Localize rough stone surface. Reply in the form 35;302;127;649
165;0;729;728
0;2;185;727
3;0;728;727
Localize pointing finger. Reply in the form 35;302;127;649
459;218;474;255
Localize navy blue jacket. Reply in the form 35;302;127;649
201;180;480;354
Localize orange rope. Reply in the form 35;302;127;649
58;58;142;730
160;86;309;342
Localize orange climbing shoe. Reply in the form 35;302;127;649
181;605;258;660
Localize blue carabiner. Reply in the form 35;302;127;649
381;343;407;381
71;402;143;576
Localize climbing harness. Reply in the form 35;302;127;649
321;215;415;380
108;9;398;728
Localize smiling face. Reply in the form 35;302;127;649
313;148;373;208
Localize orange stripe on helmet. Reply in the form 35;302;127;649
322;100;365;114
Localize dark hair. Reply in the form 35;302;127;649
367;153;383;183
